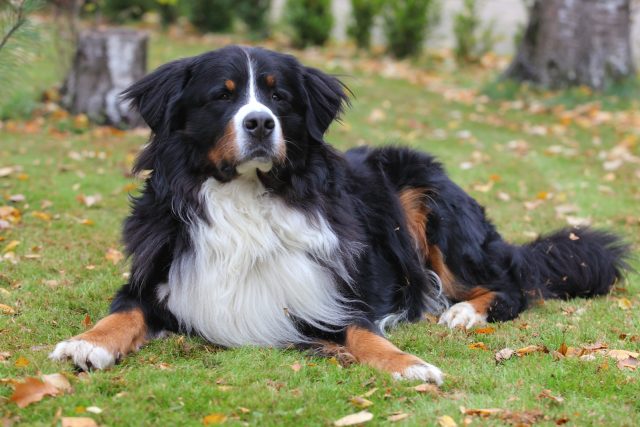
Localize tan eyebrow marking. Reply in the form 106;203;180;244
265;74;276;87
225;79;236;91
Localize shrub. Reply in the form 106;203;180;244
286;0;333;48
189;0;235;33
382;0;440;59
453;0;497;63
348;0;382;50
236;0;271;39
101;0;155;23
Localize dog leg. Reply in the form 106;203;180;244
344;325;443;385
50;308;148;371
438;287;493;329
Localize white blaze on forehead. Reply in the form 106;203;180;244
231;50;283;165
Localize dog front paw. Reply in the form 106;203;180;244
392;362;444;385
49;339;116;371
438;302;487;329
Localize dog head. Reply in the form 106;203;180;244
123;46;349;182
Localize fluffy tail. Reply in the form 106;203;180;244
522;227;632;300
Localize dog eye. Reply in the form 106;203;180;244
271;92;282;102
218;92;231;101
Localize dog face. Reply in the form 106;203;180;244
123;46;349;182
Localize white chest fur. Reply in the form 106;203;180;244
161;176;352;347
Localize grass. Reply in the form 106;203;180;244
1;25;639;427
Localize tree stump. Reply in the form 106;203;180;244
504;0;635;90
61;28;148;127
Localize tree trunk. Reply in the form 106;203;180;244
504;0;635;90
61;28;148;127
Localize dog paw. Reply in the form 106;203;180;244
49;339;116;371
392;363;444;386
438;302;487;329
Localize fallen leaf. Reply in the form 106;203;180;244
291;362;302;372
349;396;373;409
85;407;102;414
8;194;26;203
608;349;639;360
42;374;73;393
437;415;458;427
0;351;11;361
0;303;16;315
616;356;638;371
462;407;503;417
10;377;60;408
468;342;487;350
202;413;227;425
31;211;52;222
558;342;568;356
105;248;124;265
495;348;515;363
14;356;29;367
473;326;495;335
2;240;20;254
413;383;441;395
538;389;564;404
516;345;547;356
82;314;92;329
61;418;97;427
617;298;633;310
0;166;14;177
362;387;378;398
334;411;373;426
76;194;102;208
388;412;410;422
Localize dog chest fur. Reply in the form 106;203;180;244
161;176;351;347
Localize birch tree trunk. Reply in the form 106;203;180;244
61;28;147;127
504;0;635;90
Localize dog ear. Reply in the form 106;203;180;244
302;66;350;142
122;58;191;134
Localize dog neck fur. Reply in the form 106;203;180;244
161;177;354;347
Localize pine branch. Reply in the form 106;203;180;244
0;0;28;53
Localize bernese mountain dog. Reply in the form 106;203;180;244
50;46;630;385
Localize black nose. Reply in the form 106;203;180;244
243;112;275;139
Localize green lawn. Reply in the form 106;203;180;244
1;26;639;427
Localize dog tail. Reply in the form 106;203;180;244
521;227;632;300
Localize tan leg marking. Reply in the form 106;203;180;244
344;326;443;384
50;308;147;371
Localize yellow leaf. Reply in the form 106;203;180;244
15;356;30;367
617;298;632;310
31;211;52;222
203;413;227;425
437;415;458;427
474;327;495;335
349;396;373;409
0;303;16;315
516;345;547;356
2;240;20;253
9;377;59;408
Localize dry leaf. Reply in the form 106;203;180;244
349;396;373;409
76;194;102;208
86;407;102;414
0;303;16;315
362;387;378;398
468;342;487;350
2;240;20;253
61;418;97;427
617;298;633;310
14;356;29;367
437;415;457;427
616;356;638;371
495;348;515;363
538;389;564;404
42;374;73;393
462;407;503;417
473;326;495;335
558;342;568;356
608;349;639;360
290;362;302;372
202;413;227;424
10;377;60;408
334;411;373;426
516;345;547;356
413;383;440;395
388;412;410;422
82;314;92;329
105;248;124;265
31;211;51;222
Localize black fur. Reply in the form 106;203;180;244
112;46;631;346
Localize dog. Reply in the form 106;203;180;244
50;46;630;385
